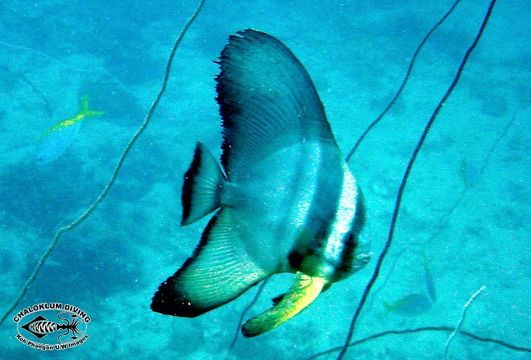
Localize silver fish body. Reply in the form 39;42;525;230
222;140;365;282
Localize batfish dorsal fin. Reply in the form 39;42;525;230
151;209;268;317
216;29;336;180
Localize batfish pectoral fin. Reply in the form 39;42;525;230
242;272;327;337
181;142;226;225
151;209;268;317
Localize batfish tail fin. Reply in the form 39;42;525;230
242;273;327;337
151;209;268;317
181;143;226;225
79;95;105;117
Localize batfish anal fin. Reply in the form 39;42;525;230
152;209;268;317
181;142;226;225
242;272;327;337
216;29;337;180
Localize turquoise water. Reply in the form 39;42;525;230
0;1;529;359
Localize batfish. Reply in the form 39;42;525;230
151;29;370;337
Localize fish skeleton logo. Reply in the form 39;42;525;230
13;302;90;351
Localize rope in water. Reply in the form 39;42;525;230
302;325;531;360
337;1;498;358
345;0;461;163
0;0;206;326
444;285;487;358
369;106;519;308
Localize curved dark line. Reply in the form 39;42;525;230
479;108;519;175
302;326;531;360
337;1;498;359
0;65;53;119
370;106;519;306
345;0;461;163
19;72;54;119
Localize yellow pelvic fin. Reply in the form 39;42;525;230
241;273;327;337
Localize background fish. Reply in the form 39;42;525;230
35;95;104;163
383;293;432;316
423;254;437;303
459;157;483;189
151;29;370;337
35;122;82;163
384;256;437;316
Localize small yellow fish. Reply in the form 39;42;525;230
46;95;104;133
36;95;104;163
